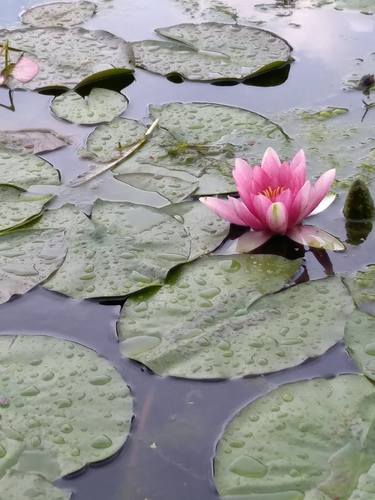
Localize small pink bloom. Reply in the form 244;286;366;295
200;148;344;252
0;55;39;86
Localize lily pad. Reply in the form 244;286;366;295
0;334;132;480
0;228;67;304
117;254;336;379
132;22;292;82
345;265;375;315
0;185;52;234
335;0;375;13
83;103;289;198
215;374;375;498
162;201;230;260
0;129;71;154
51;88;128;125
0;470;71;500
0;149;60;189
21;1;97;28
32;203;191;299
273;106;375;182
345;310;375;382
0;27;133;90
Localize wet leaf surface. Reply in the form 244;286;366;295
21;1;97;28
215;374;375;498
0;129;71;155
51;88;128;125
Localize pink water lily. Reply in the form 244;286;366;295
0;44;39;86
200;148;344;252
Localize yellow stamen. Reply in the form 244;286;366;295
262;186;285;200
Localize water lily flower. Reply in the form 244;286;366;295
0;42;39;86
200;148;344;252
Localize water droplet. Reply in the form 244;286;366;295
229;455;268;478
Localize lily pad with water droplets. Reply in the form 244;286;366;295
162;201;230;260
21;1;97;28
0;470;71;500
32;203;191;299
0;185;53;234
0;149;60;189
0;27;133;91
82;103;289;198
0;228;67;304
273;106;375;182
0;334;132;481
132;22;292;82
116;254;322;379
345;265;375;315
215;374;375;498
51;88;128;125
0;129;70;155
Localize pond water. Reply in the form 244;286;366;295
0;1;374;499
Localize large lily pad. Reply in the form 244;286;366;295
0;228;67;304
116;255;342;379
1;470;71;500
51;88;128;125
345;310;375;382
0;129;70;155
0;185;52;234
21;1;97;28
0;27;133;90
0;334;132;481
0;149;60;189
132;23;292;82
32;202;191;299
215;374;375;498
82;103;289;198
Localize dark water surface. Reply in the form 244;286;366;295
0;1;374;499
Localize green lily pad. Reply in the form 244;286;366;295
349;464;375;499
117;254;332;379
21;1;96;28
32;202;191;299
0;27;133;91
0;228;67;304
0;334;132;481
335;0;375;13
0;149;60;189
345;310;375;382
162;201;230;260
345;265;375;315
273;106;375;182
0;185;52;234
215;374;375;498
132;22;292;82
0;129;70;155
0;470;71;500
51;88;128;125
82;103;289;198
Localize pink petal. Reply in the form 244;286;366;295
12;56;39;83
290;149;306;171
229;196;264;230
0;74;5;86
232;158;254;210
251;193;272;226
307;192;337;217
251;165;271;193
199;196;247;226
275;188;293;211
305;169;336;217
287;225;345;251
262;147;281;169
236;230;273;253
289;180;312;226
266;202;288;234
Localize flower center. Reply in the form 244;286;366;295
261;186;285;201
